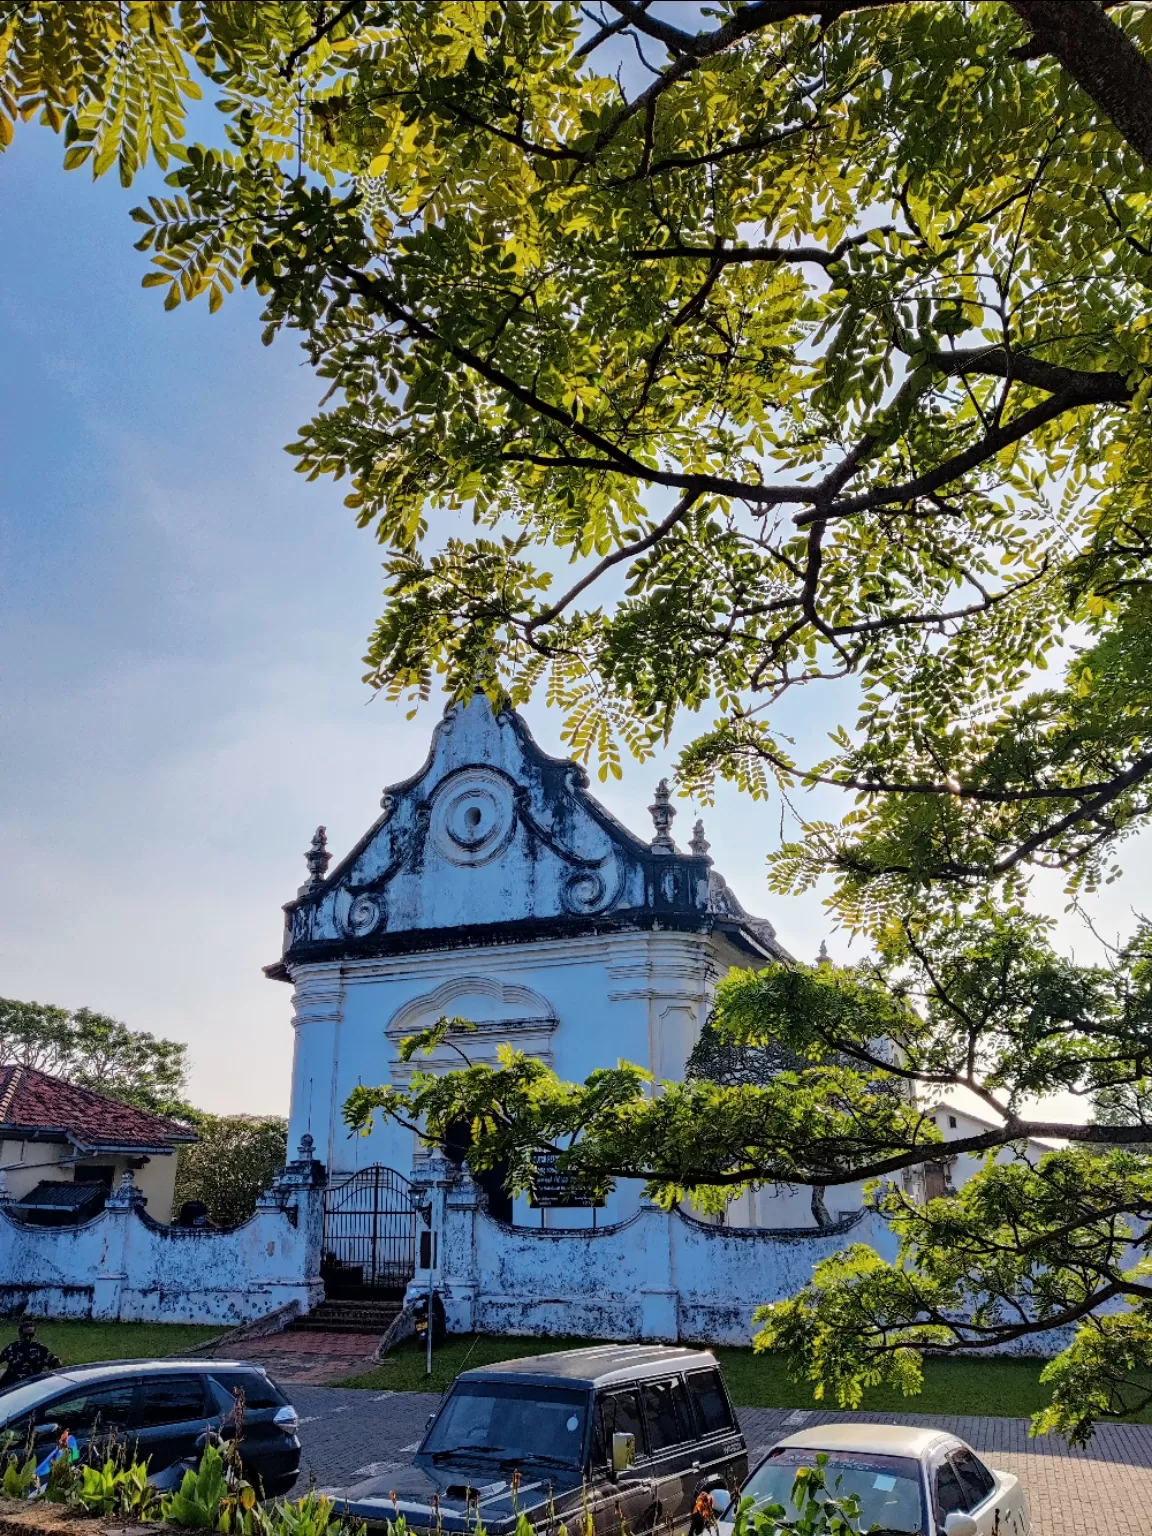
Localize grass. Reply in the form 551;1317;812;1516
9;1320;224;1367
339;1333;1072;1421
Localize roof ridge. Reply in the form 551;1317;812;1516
0;1063;25;1122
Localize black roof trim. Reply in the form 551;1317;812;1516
266;909;718;981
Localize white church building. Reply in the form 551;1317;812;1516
266;693;815;1235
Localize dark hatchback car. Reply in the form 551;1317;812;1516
341;1344;748;1536
0;1358;300;1496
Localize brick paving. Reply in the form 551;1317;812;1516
285;1386;1152;1535
210;1329;381;1386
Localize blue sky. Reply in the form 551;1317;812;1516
2;121;1147;1118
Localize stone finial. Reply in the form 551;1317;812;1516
296;1133;315;1163
648;779;678;854
817;939;831;966
107;1167;145;1209
304;826;331;890
689;819;712;862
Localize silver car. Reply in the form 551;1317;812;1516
718;1423;1029;1536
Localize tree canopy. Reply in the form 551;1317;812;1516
172;1113;288;1225
8;0;1152;1442
0;995;192;1117
5;0;1152;919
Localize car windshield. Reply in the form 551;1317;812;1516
0;1378;59;1428
739;1447;925;1534
422;1381;588;1467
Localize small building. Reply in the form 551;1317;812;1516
915;1099;1060;1200
0;1064;197;1222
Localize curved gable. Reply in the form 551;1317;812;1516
271;696;712;969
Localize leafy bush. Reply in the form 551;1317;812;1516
174;1115;288;1226
1;1453;37;1500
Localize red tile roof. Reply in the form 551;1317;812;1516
0;1064;197;1150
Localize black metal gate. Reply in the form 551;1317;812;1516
321;1165;421;1292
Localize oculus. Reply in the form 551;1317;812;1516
429;769;517;867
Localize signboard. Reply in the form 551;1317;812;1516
529;1152;605;1209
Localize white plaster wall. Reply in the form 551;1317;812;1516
431;1171;900;1346
287;929;724;1225
0;1184;323;1325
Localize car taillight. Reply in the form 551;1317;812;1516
273;1405;299;1435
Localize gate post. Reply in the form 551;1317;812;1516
406;1152;473;1329
256;1133;326;1313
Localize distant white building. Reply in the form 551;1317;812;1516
914;1100;1060;1200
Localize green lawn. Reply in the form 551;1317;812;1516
4;1320;223;1367
340;1333;1075;1421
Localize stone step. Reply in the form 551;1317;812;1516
288;1300;403;1334
288;1318;396;1335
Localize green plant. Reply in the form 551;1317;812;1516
1;1453;37;1499
161;1444;257;1531
265;1492;343;1536
40;1452;81;1505
74;1456;161;1520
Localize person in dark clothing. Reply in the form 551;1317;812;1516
0;1321;60;1388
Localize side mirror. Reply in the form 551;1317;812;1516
611;1432;636;1474
943;1516;979;1536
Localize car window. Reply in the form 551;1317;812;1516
597;1389;646;1461
42;1383;136;1435
950;1449;996;1509
641;1379;692;1452
133;1376;209;1429
685;1370;734;1435
212;1371;284;1412
935;1459;968;1517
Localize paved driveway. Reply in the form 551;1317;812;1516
289;1386;1152;1536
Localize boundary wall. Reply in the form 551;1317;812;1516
0;1145;324;1326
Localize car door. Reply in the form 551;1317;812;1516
34;1380;137;1465
683;1368;747;1503
589;1388;656;1536
639;1377;699;1530
128;1373;213;1475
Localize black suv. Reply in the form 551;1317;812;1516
0;1358;300;1497
340;1344;747;1535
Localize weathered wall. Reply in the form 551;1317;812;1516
0;1149;324;1325
411;1158;900;1348
410;1158;1079;1357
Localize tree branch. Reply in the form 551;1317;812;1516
524;489;701;635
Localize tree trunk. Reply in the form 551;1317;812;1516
811;1185;832;1227
1011;0;1152;172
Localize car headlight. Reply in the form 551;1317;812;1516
273;1406;299;1435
